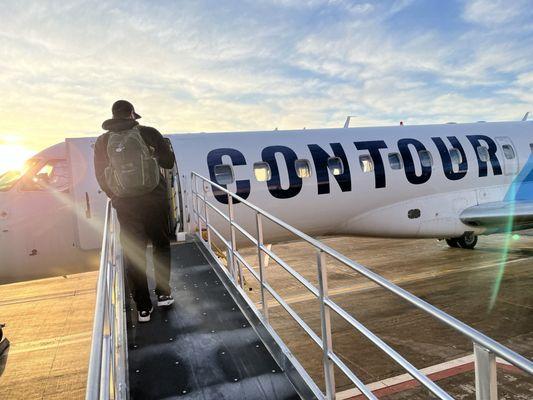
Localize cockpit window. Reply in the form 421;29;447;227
22;159;70;192
0;159;40;191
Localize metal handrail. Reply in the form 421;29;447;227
191;172;533;400
86;200;128;400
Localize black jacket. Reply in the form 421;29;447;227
94;118;175;207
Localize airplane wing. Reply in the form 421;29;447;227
461;153;533;230
460;201;533;229
460;153;533;230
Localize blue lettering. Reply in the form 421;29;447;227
431;136;468;181
261;145;302;199
354;140;388;188
308;143;351;194
466;135;502;177
206;148;250;204
398;138;432;185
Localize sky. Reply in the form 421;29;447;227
0;0;532;172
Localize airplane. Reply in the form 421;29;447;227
0;119;532;283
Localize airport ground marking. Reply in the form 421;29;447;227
8;331;92;354
335;354;521;399
0;288;95;307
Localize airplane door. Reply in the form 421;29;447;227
163;138;183;234
495;137;518;176
66;138;107;250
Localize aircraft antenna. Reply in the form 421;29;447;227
522;111;530;121
343;115;357;128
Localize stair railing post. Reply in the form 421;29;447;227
256;212;269;324
192;174;200;237
227;194;239;283
317;250;335;400
474;343;497;400
115;226;128;400
202;182;211;246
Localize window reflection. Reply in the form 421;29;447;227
253;162;271;182
327;157;344;176
359;155;374;173
295;159;311;178
0;159;40;191
23;159;70;191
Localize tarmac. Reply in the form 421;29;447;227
237;233;533;399
0;233;531;399
0;271;96;399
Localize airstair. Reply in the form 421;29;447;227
86;173;533;400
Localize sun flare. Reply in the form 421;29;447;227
0;144;36;175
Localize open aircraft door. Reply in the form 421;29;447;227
66;137;107;250
163;138;184;236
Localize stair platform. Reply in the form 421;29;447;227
126;240;301;400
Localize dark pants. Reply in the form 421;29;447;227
115;194;171;310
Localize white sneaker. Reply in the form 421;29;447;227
137;307;154;323
157;295;174;307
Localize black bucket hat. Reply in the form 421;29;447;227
112;100;141;119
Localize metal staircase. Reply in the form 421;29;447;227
85;173;533;400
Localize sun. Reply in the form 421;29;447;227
0;144;36;175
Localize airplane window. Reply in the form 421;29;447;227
327;157;344;176
253;162;271;182
477;146;490;162
449;148;463;165
0;159;40;192
359;155;374;173
418;150;433;167
295;159;311;178
501;144;515;160
388;153;402;170
22;159;70;191
214;164;235;185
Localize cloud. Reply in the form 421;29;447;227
462;0;532;26
0;0;531;156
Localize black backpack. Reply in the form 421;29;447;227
104;126;160;197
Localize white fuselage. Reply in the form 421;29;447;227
0;121;531;282
171;121;530;239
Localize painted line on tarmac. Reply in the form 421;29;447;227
265;255;533;308
336;354;520;399
8;332;92;354
0;288;96;307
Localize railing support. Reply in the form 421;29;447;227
86;202;111;400
226;246;236;281
195;176;202;234
227;194;242;286
256;213;269;324
474;343;498;400
202;184;211;246
86;201;128;400
317;250;335;399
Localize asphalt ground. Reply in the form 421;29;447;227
236;233;533;398
0;272;96;399
0;233;531;399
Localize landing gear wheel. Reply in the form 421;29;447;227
445;238;460;248
457;233;478;249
